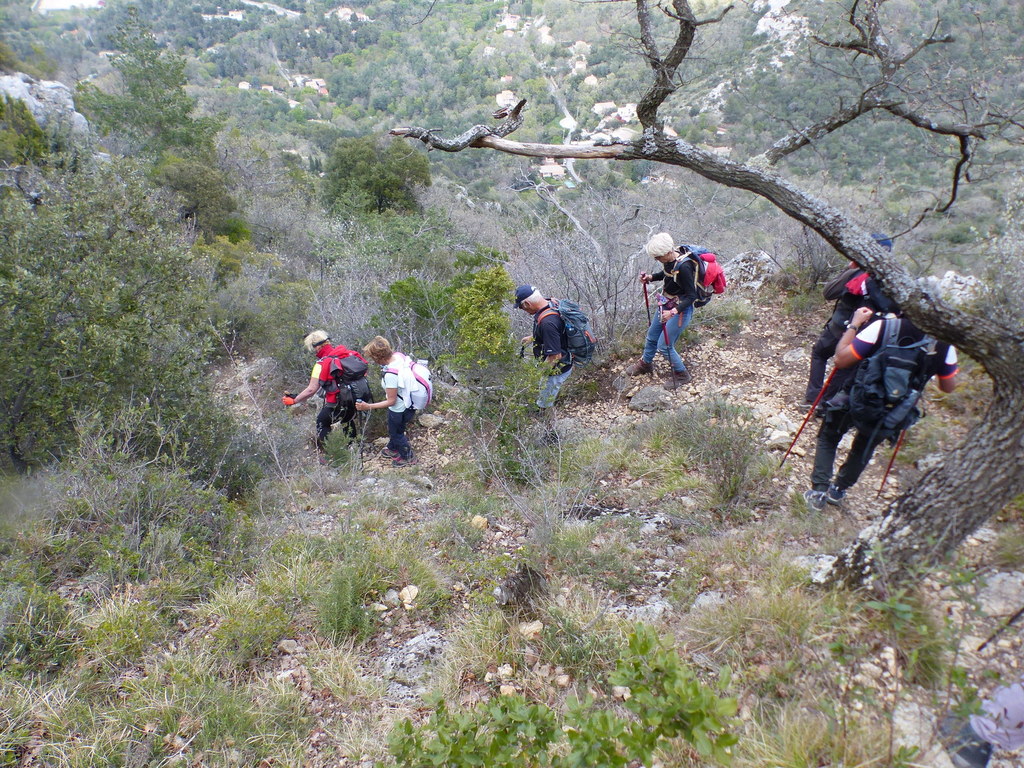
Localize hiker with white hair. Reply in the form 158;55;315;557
514;284;574;411
624;232;698;388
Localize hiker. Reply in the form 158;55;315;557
803;302;958;511
514;284;573;410
941;677;1024;768
624;232;697;389
282;330;368;451
354;336;419;467
802;233;892;408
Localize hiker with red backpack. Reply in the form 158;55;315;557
802;233;893;409
354;336;422;467
624;233;725;389
514;284;575;411
803;300;959;512
282;330;369;452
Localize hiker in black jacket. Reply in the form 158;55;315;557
803;304;959;512
624;232;697;389
802;233;892;408
515;284;573;410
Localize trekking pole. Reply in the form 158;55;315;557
877;429;907;496
641;275;652;325
779;368;837;468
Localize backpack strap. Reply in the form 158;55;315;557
535;308;558;324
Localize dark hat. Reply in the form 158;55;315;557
514;284;537;308
871;233;893;251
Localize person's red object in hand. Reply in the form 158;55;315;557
282;395;296;406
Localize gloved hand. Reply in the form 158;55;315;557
282;395;296;406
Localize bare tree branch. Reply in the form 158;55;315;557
412;0;438;25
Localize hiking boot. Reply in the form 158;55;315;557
392;455;419;467
663;369;692;389
380;447;401;459
803;489;827;512
624;359;653;376
939;716;993;768
826;484;847;506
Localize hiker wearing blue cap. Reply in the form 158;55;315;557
514;284;574;411
801;233;893;410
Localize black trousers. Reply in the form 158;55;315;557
805;325;855;404
810;408;887;492
316;402;356;450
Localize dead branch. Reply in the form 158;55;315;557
389;98;528;152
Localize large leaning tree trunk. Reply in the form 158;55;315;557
392;0;1024;588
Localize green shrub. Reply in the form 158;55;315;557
385;625;737;767
451;265;516;371
634;398;772;510
199;587;291;675
0;584;80;678
0;95;48;164
862;588;947;687
0;162;261;488
81;593;168;670
992;527;1024;569
546;520;641;593
318;532;450;643
319;561;376;643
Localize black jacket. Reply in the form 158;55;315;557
650;255;699;311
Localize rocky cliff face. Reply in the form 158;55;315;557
0;71;90;140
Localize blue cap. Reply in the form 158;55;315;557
871;233;893;251
514;284;537;308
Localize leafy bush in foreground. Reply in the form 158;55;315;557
385;625;737;767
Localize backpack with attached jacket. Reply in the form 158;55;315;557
323;352;371;421
535;298;598;366
847;318;935;440
680;245;727;308
383;353;433;411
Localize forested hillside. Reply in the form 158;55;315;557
2;0;1023;766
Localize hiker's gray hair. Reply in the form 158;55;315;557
303;330;330;352
646;232;675;258
522;289;544;307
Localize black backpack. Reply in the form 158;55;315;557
535;298;598;366
323;355;370;423
847;318;935;439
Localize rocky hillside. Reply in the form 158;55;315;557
199;260;1020;767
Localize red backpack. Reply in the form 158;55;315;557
681;245;727;307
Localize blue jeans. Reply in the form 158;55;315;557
537;367;573;409
642;305;692;373
386;408;416;460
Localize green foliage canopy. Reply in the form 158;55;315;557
0;163;216;471
153;155;238;240
77;8;219;157
321;135;431;214
0;95;47;165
